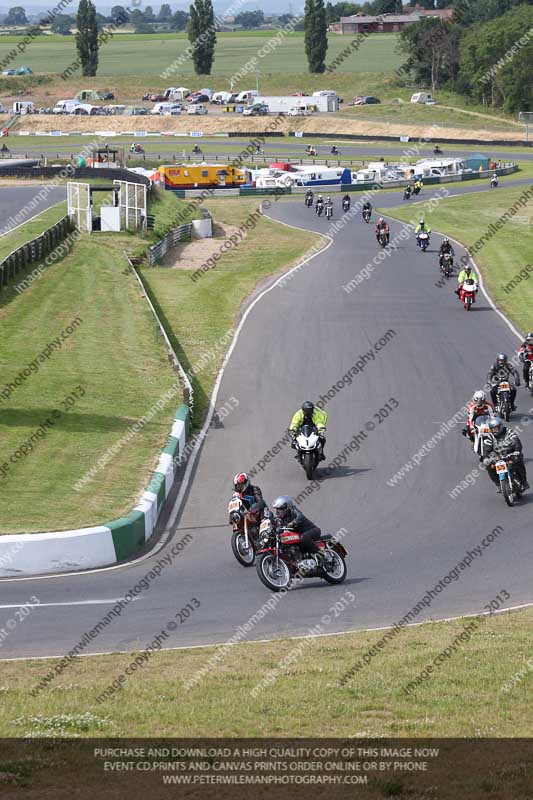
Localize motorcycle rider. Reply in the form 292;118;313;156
456;264;478;299
271;496;329;563
413;178;423;194
342;193;350;211
487;353;520;409
403;185;411;200
289;400;328;461
331;145;339;155
315;194;324;213
483;417;529;490
305;188;314;205
232;472;266;519
415;219;430;241
462;390;495;443
375;217;390;245
491;173;498;187
439;237;455;267
362;199;372;218
325;196;333;216
518;332;533;385
192;143;202;155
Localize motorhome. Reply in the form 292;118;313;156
353;162;409;182
235;90;259;104
53;99;80;114
156;163;248;189
151;102;181;115
12;101;34;114
312;90;337;98
254;94;336;113
414;158;471;177
212;91;233;104
164;87;190;101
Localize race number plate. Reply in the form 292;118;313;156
499;382;510;391
495;461;508;474
228;498;240;513
259;519;271;533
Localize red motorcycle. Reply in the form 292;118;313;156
227;493;262;566
459;279;477;310
255;517;347;591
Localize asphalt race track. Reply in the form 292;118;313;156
0;185;66;235
1;179;532;661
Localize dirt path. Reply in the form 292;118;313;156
159;221;239;270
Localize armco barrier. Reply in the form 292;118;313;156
147;223;193;264
0;214;73;292
0;404;191;576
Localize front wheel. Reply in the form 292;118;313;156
303;451;315;480
502;481;515;506
321;549;347;584
231;531;255;567
256;553;291;591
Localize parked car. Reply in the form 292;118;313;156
288;107;311;116
188;93;210;104
353;95;381;105
100;92;114;100
187;104;208;115
425;98;437;106
130;107;148;115
243;103;269;116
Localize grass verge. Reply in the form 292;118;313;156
0;202;67;261
3;607;533;740
139;196;321;423
380;183;533;333
0;191;193;533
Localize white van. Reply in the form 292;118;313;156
53;99;80;114
410;92;434;104
211;91;232;104
312;90;337;97
235;90;259;104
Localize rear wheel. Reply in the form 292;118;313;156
231;531;255;567
321;549;347;584
303;451;315;480
256;553;291;591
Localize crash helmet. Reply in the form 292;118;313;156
526;332;533;344
488;417;504;436
496;353;508;367
233;472;250;493
272;495;294;522
301;400;314;422
473;390;486;407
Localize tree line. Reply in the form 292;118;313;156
396;0;533;113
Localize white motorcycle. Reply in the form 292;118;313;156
417;231;430;252
294;423;322;479
473;414;493;459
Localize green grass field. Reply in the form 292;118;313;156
382;184;533;333
0;190;196;533
0;201;66;261
0;32;403;77
3;607;533;745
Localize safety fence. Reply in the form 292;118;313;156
0;215;73;292
147;222;192;265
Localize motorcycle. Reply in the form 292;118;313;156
491;176;498;188
255;517;348;592
460;280;477;310
305;195;313;208
522;354;533;394
412;183;422;196
325;204;333;220
495;379;512;421
484;451;525;506
377;231;388;248
294;423;321;479
227;493;262;566
472;414;493;460
417;231;430;252
440;252;454;277
433;146;442;155
130;144;145;154
315;203;324;217
403;187;411;201
330;147;340;156
362;208;371;223
342;198;350;213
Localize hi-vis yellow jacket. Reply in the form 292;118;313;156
290;407;328;434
